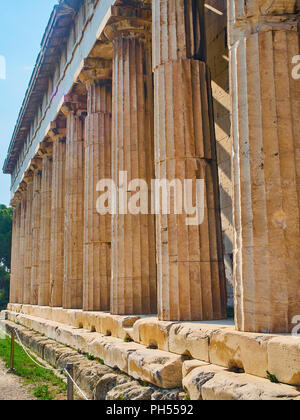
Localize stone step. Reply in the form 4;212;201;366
7;303;140;341
4;310;186;389
182;363;300;400
5;305;300;388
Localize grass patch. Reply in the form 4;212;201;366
0;336;67;400
266;371;280;384
33;385;53;401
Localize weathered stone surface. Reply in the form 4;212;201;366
183;364;225;400
169;322;230;362
133;318;175;351
106;381;154;401
100;314;140;340
151;389;182;401
88;337;144;374
267;337;300;386
182;360;209;378
74;362;114;400
128;349;186;389
209;328;272;378
201;372;300;401
95;373;129;400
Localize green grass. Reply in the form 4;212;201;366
0;336;67;400
266;371;280;384
33;385;53;401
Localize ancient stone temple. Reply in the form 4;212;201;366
2;0;300;400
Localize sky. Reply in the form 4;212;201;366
0;0;58;206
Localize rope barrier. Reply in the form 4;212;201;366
14;328;53;371
0;324;91;400
64;368;89;401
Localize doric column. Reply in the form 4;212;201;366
18;185;27;304
62;99;86;309
152;0;226;320
38;145;53;307
9;206;17;303
48;121;66;308
9;195;21;304
23;174;34;304
80;59;112;311
31;161;42;305
105;3;157;315
229;1;300;332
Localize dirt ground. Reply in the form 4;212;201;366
0;358;36;400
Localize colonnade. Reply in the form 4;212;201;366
9;0;300;333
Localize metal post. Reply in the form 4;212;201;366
7;328;15;374
66;363;74;401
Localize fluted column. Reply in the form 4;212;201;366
152;0;226;320
49;123;66;308
31;165;42;305
106;5;157;315
63;101;86;309
17;187;27;304
229;1;300;332
9;197;21;304
24;175;34;304
9;206;17;303
38;149;53;306
80;59;112;311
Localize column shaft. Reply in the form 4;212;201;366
9;204;19;303
83;83;112;311
111;36;157;315
64;113;85;309
153;0;226;320
38;156;52;306
24;180;33;304
18;192;26;304
230;16;300;332
31;170;42;305
50;138;66;307
14;201;22;303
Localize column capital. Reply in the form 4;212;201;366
229;0;299;46
61;94;87;117
37;141;53;158
10;192;22;208
23;171;34;185
152;0;206;68
240;0;298;16
78;58;112;86
29;157;42;172
19;181;27;194
104;4;151;41
47;121;67;142
90;38;113;60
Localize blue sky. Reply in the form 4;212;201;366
0;0;58;205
